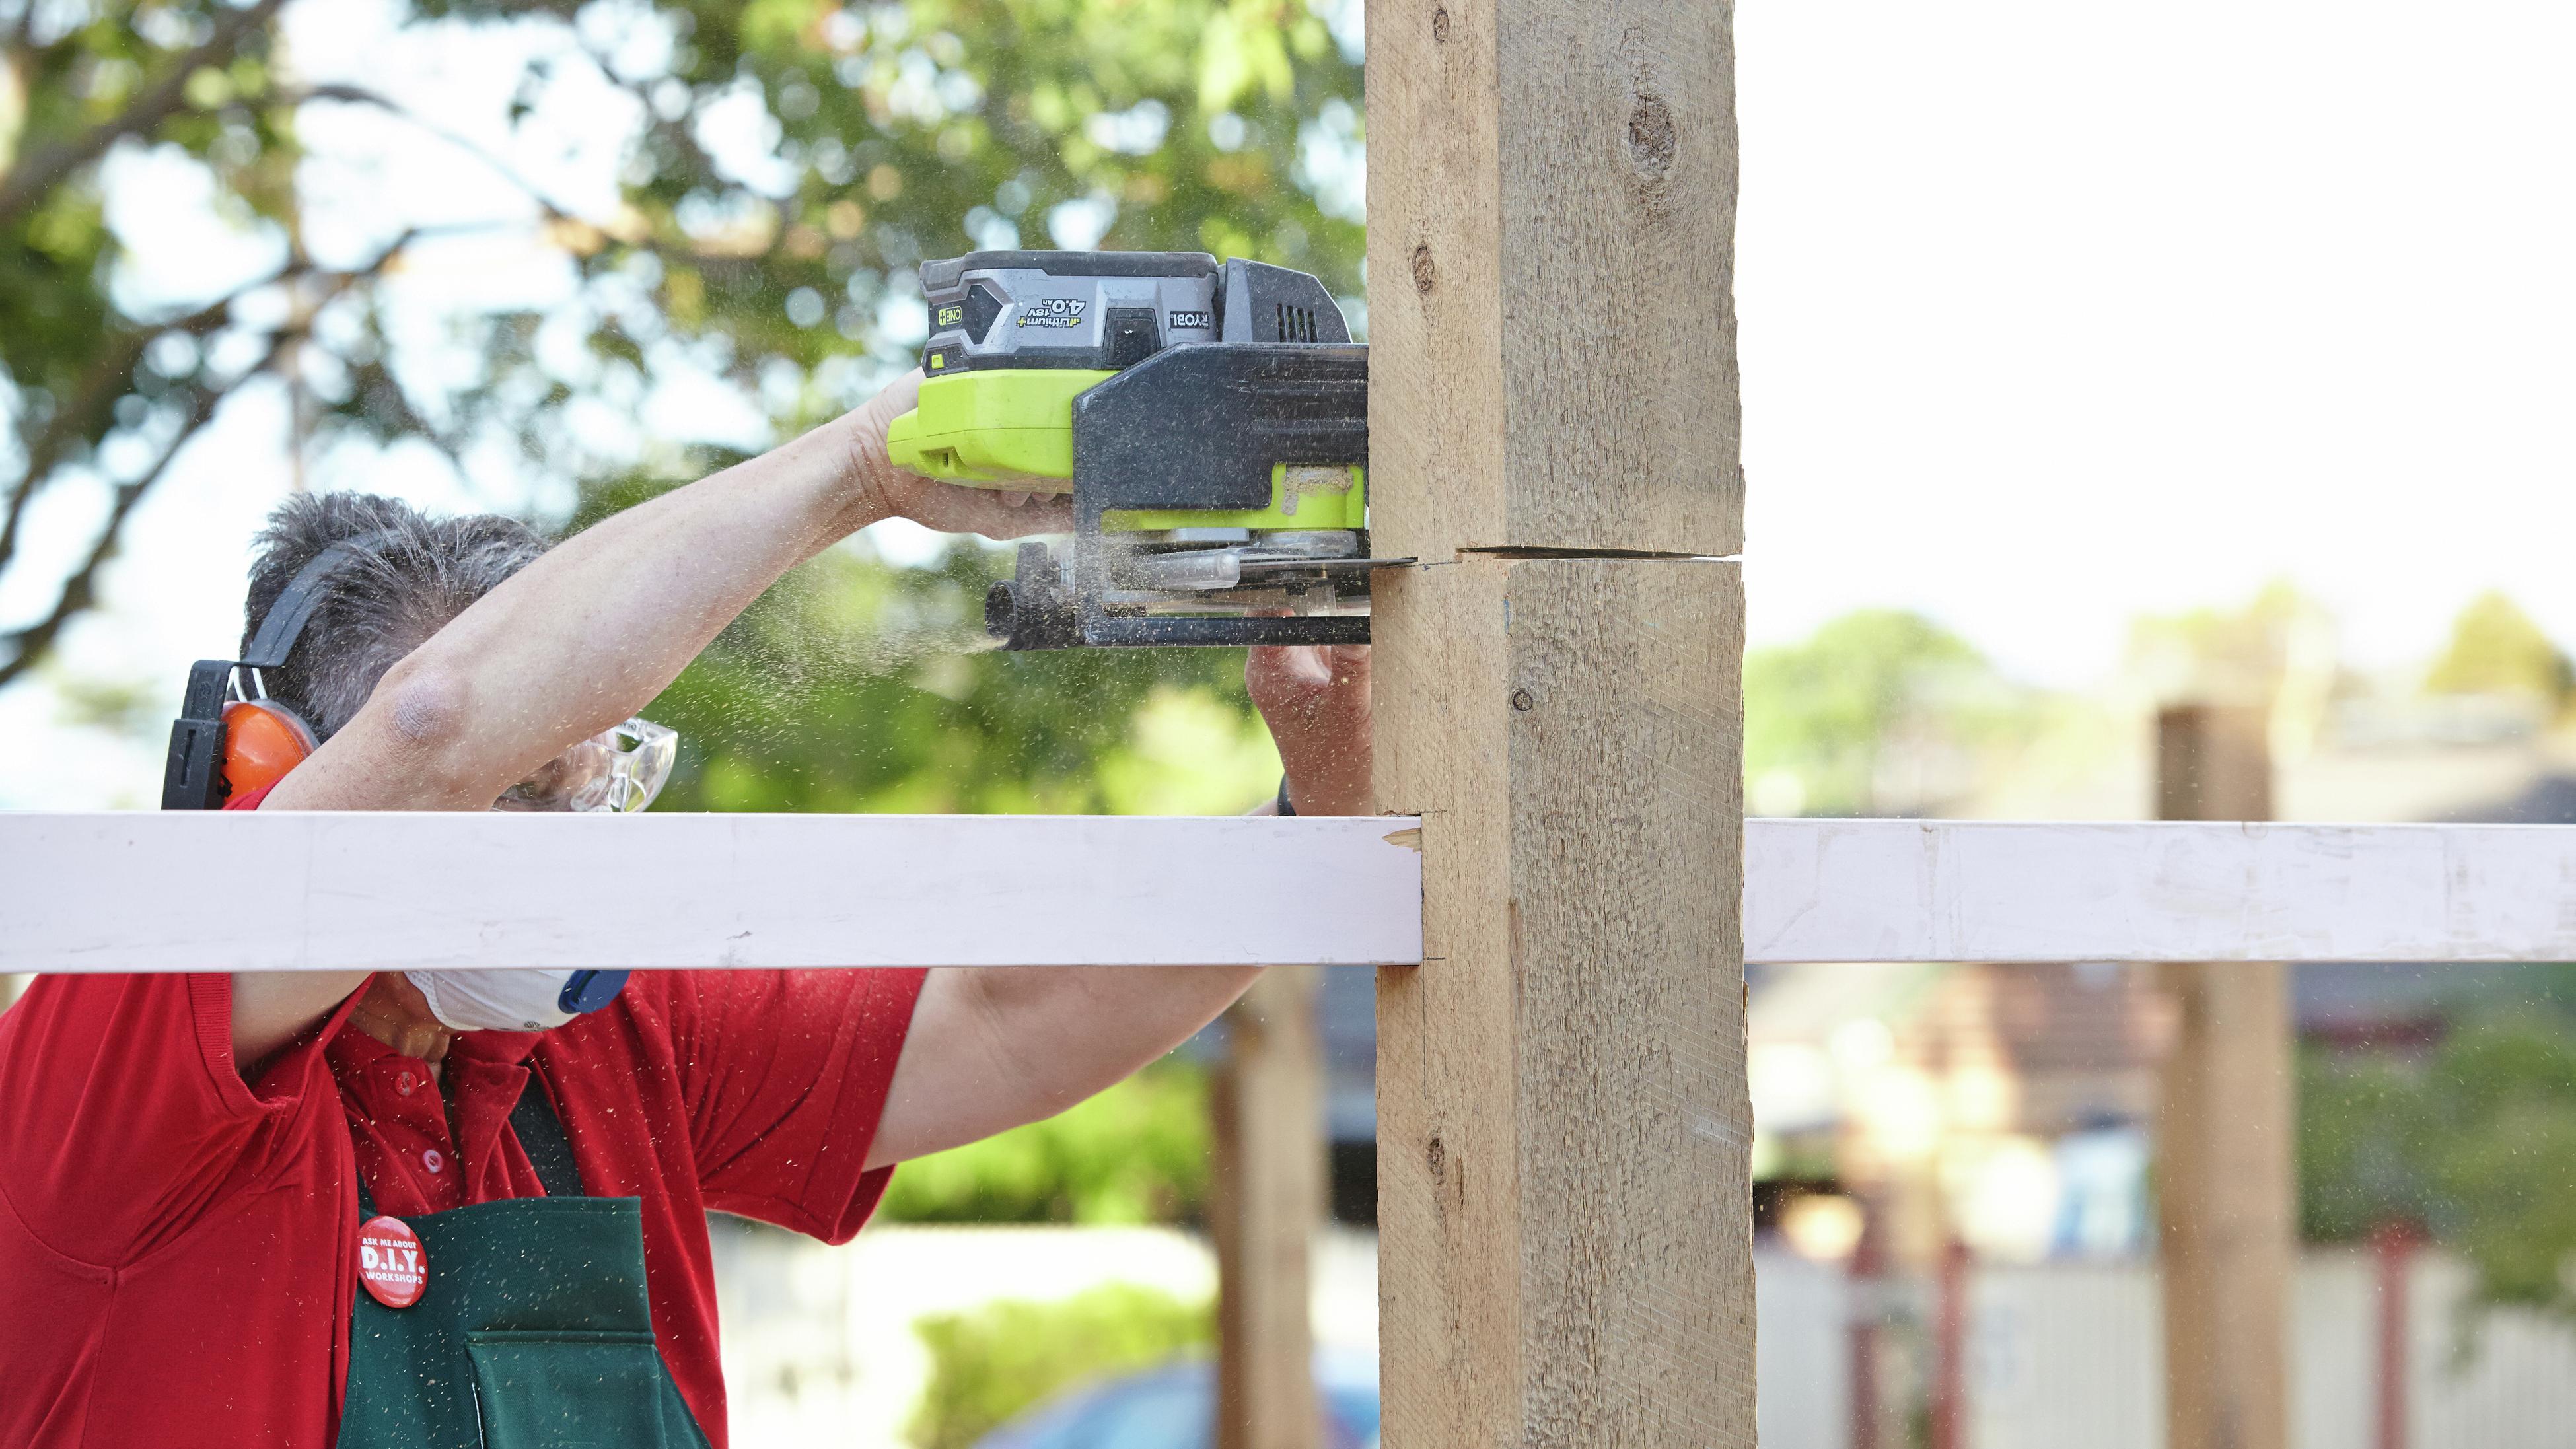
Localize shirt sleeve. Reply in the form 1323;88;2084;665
0;972;355;1267
655;968;928;1243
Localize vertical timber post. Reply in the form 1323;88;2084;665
1366;0;1750;1435
1211;965;1326;1449
2155;704;2293;1449
2371;1222;2414;1449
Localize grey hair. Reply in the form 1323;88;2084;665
241;493;550;740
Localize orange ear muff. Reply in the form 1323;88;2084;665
221;699;320;800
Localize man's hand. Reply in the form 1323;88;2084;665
869;635;1378;1170
838;371;1075;539
1249;641;1372;816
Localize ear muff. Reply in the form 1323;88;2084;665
164;532;392;810
219;699;320;800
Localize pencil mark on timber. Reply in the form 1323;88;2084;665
1430;4;1449;42
1411;243;1435;295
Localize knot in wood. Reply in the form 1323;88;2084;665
1431;4;1449;42
1426;1135;1447;1181
1510;688;1535;712
1628;90;1676;183
1410;243;1435;295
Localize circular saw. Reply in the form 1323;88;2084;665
886;250;1396;649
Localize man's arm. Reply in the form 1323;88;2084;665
867;641;1371;1168
231;372;1067;1067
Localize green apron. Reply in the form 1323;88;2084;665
336;1078;713;1449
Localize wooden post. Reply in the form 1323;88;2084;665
2371;1222;2414;1449
1929;1238;1971;1449
1366;0;1750;1433
1210;964;1326;1449
1846;1205;1884;1449
2155;703;2293;1449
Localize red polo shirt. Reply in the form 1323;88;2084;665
0;867;925;1446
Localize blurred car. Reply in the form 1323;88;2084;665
974;1349;1380;1449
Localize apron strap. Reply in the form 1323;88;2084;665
509;1071;587;1199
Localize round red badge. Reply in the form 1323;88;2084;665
357;1215;427;1309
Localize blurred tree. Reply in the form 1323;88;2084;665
0;0;1363;686
879;1057;1211;1223
2127;580;2346;709
1742;608;2026;817
2301;987;2576;1322
2424;591;2574;711
908;1283;1210;1449
606;506;1279;816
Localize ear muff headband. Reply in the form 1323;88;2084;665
161;534;390;810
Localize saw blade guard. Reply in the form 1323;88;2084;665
884;250;1396;647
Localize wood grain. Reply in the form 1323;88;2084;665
2156;705;2293;1449
1366;0;1742;560
1212;964;1327;1449
1742;818;2576;964
1375;556;1754;1447
1364;0;1507;563
0;812;1424;972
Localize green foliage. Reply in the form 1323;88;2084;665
2424;592;2574;708
2126;580;2332;708
1741;608;2025;816
2299;1046;2440;1244
620;522;1280;816
907;1283;1211;1449
880;1059;1211;1224
2;0;1364;682
2301;989;2576;1320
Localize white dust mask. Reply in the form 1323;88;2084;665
404;968;630;1033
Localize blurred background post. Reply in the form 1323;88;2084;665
1209;964;1326;1449
2155;703;2292;1449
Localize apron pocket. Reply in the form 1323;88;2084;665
466;1330;672;1449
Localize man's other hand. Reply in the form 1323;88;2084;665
1249;641;1372;816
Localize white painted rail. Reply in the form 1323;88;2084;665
9;815;2575;972
1748;819;2576;964
0;812;1425;972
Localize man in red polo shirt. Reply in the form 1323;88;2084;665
0;369;1374;1447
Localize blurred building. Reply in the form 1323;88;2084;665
1748;690;2576;1275
1750;959;2168;1271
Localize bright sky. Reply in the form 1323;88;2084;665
2;0;2571;807
1736;0;2576;683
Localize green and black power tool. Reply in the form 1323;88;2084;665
884;250;1386;648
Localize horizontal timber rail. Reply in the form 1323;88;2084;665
7;816;2573;973
0;812;1425;973
1750;818;2576;964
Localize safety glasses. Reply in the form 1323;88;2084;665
494;717;678;814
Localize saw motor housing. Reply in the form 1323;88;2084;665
886;250;1382;648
